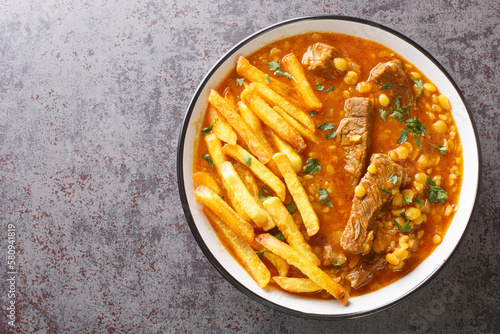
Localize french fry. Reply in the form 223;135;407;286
272;106;318;144
205;134;250;221
219;161;269;228
224;89;238;110
207;105;237;145
256;233;349;305
195;185;255;243
282;54;323;111
236;56;302;106
250;82;315;131
205;208;270;288
233;163;276;231
193;172;221;195
237;101;274;153
252;241;289;277
263;197;320;266
209;89;273;164
241;88;306;152
222;144;286;202
273;277;322;293
273;153;320;236
269;131;302;173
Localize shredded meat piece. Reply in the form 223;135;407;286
340;154;409;254
368;59;413;107
346;256;386;288
301;42;343;79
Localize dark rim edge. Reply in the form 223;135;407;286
176;15;483;320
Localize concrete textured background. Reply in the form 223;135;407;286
0;0;499;333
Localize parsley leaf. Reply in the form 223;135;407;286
426;177;448;203
243;155;252;167
415;197;423;206
202;119;218;135
287;201;296;214
379;108;388;121
303;159;321;174
258;191;272;202
233;73;244;87
322;199;334;208
270;230;285;242
308;110;318;116
397;128;408;144
315;83;325;90
316;122;337;140
255;250;271;260
405;117;426;148
324;86;335;92
403;195;412;205
317;188;329;200
202;154;213;167
266;61;294;80
389;174;398;184
410;78;424;105
394;217;411;233
381;82;392;90
378;186;391;194
432;144;447;156
265;74;270;84
261;186;270;195
331;263;342;269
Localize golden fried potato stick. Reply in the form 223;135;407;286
272;277;322;293
219;161;269;228
205;133;250;221
236;56;302;106
237;101;274;153
263;197;320;266
222;144;286;202
207;105;237;145
273;153;320;236
193;172;222;195
252;241;289;277
204;208;270;288
268;131;302;173
241;88;306;152
209;89;273;164
256;233;349;305
250;82;315;132
195;185;255;243
282;54;323;111
272;106;318;144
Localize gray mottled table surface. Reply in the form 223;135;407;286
1;1;499;333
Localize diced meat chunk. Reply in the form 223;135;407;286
346;255;386;288
368;59;413;107
301;43;343;79
340;154;409;254
337;97;373;192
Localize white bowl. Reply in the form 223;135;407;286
177;16;481;318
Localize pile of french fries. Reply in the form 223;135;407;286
194;55;349;305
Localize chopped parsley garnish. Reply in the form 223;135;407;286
378;186;391;194
403;195;412;205
410;78;424;105
265;74;270;84
389;96;405;124
374;153;382;158
202;119;218;135
379;108;388;121
308;110;318;116
331;263;342;269
389;174;398;184
233;73;244;87
414;197;423;206
270;230;285;242
261;186;270;195
255;250;271;260
287;201;296;214
258;191;272;202
316;122;337;140
202;154;213;167
303;158;321;174
397;128;408;144
405;117;427;148
243;155;252;167
324;86;335;92
218;195;225;201
432;144;447;156
267;61;294;80
394;213;411;233
315;83;325;90
426;177;448;204
380;82;392;90
317;187;334;207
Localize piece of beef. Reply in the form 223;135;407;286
337;97;373;193
368;59;413;107
346;255;386;288
301;42;343;79
340;154;409;254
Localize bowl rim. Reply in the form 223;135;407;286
176;15;482;319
